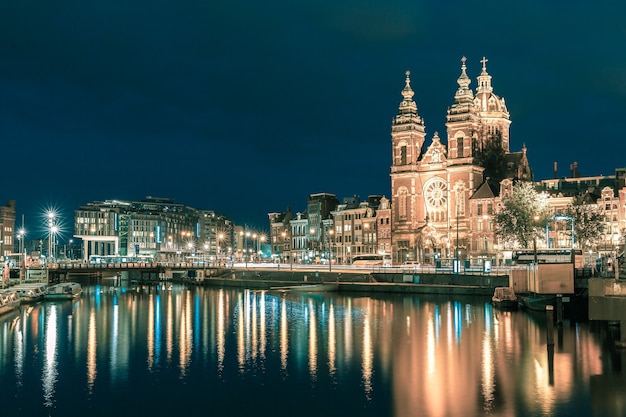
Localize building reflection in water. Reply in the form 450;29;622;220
42;304;58;408
0;283;623;416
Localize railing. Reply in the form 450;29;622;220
24;261;522;276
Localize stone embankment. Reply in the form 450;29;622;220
185;268;509;296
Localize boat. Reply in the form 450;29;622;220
517;293;555;312
270;283;338;293
12;283;48;304
491;287;518;310
0;289;21;315
45;282;82;300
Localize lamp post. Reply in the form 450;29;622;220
217;233;224;267
17;227;26;282
245;231;250;267
17;227;25;260
46;211;58;265
260;234;266;260
280;231;286;264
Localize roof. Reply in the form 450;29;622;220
470;178;500;200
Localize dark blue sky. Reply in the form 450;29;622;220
2;1;626;238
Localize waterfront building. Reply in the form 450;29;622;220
376;196;392;258
537;167;626;257
198;210;234;264
289;212;308;264
389;57;532;265
73;196;233;262
268;207;293;263
330;195;381;264
303;193;338;263
0;200;15;259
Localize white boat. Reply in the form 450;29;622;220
12;283;48;304
0;289;21;315
45;282;82;300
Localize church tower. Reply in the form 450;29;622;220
390;71;426;169
390;71;429;263
474;56;511;155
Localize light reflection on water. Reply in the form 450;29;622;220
42;303;58;408
0;281;623;417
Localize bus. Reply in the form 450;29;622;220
352;253;392;267
513;249;583;267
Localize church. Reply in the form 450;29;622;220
390;57;533;265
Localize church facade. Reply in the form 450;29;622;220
390;57;533;265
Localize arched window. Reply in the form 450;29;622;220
398;188;408;219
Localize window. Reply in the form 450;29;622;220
477;204;483;216
400;145;407;165
399;188;408;219
458;138;464;157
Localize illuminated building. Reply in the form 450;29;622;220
73;196;233;261
0;200;16;259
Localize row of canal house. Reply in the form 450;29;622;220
268;171;626;267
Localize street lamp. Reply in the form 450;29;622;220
245;231;250;267
17;227;25;259
327;228;334;272
280;231;286;264
217;233;224;267
259;234;266;262
47;211;58;265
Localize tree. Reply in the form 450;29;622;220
478;131;507;181
565;194;605;250
493;181;552;250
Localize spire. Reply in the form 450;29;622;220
476;56;493;94
457;56;471;90
397;70;418;116
402;70;414;101
453;56;473;104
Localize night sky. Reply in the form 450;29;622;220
2;1;626;239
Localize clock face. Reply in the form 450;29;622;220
425;179;447;207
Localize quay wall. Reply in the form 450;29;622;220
187;269;509;296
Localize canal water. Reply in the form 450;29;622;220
0;279;624;417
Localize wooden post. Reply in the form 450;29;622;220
546;305;554;346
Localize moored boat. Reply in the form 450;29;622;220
0;289;21;315
517;293;555;312
12;283;48;304
270;283;338;293
45;282;82;300
492;286;518;310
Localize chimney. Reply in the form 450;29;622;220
553;162;558;179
